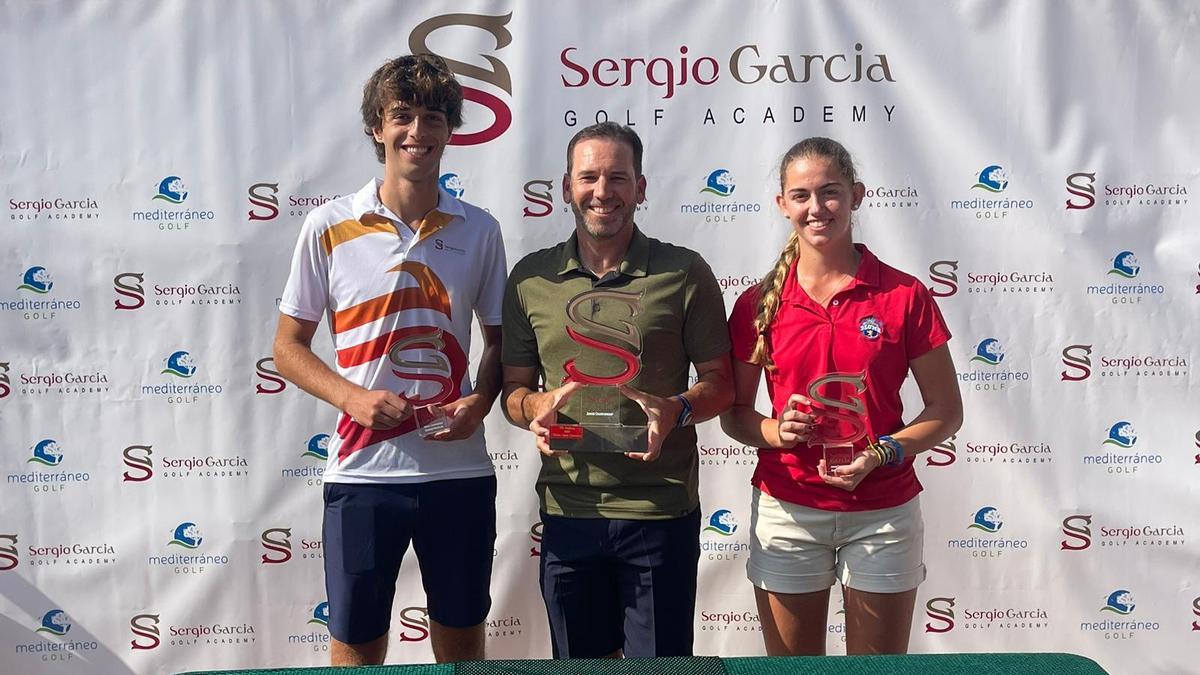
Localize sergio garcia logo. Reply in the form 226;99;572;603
121;443;248;482
926;259;1053;297
255;357;287;395
411;12;513;145
679;168;762;223
0;533;19;571
1060;513;1185;551
130;614;161;651
148;522;229;574
5;362;110;398
946;506;1029;558
957;434;1052;466
1085;250;1164;304
113;272;241;310
132;175;216;231
247;182;340;221
2;266;82;321
529;521;543;558
924;435;957;467
949;164;1033;219
260;527;322;565
8;194;99;221
863;182;918;209
397;606;431;643
14;609;99;662
1065;171;1188;209
1059;342;1187;381
699;608;761;634
164;616;256;648
958;338;1029;391
923;595;1048;633
9;439;90;493
559;40;897;130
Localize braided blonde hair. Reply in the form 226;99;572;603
749;137;859;370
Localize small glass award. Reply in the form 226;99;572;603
804;372;869;469
414;404;450;438
547;289;648;453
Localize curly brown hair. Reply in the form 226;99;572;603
361;54;464;163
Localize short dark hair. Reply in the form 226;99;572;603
361;54;464;163
565;122;643;176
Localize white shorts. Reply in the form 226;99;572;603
747;488;926;594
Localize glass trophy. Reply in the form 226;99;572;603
387;331;454;438
803;372;869;469
547;289;648;453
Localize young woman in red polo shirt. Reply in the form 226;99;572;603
721;137;962;655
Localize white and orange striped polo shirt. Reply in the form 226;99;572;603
280;178;506;483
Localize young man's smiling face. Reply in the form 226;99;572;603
373;101;451;184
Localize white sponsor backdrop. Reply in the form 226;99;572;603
2;2;1198;673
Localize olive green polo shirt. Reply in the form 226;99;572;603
502;226;730;519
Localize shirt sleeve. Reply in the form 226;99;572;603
278;213;330;322
728;285;762;364
682;254;732;364
905;279;952;360
500;261;540;368
473;217;508;326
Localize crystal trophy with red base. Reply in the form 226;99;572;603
804;371;869;468
547;289;648;453
387;331;453;438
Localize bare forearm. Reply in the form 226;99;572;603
720;404;782;449
273;340;360;411
468;341;503;407
887;402;963;455
501;384;556;428
681;372;734;424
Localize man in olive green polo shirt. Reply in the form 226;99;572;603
501;122;734;659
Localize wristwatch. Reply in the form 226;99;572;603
674;394;694;427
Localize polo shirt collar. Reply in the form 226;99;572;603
849;243;881;289
352;178;464;233
557;225;650;278
782;243;881;303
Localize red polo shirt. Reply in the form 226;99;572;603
729;244;951;511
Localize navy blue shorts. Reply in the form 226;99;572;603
322;476;496;644
539;509;700;658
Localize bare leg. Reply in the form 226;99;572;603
754;586;831;656
843;587;917;655
330;634;387;665
430;620;485;663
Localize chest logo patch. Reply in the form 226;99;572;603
859;315;883;340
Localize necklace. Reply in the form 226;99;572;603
797;250;860;308
800;272;852;308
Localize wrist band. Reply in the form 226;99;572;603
878;435;905;465
519;392;533;424
674;394;694;427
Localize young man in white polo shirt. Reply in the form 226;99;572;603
273;53;506;665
